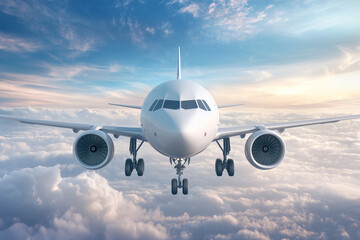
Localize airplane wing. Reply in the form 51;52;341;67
108;103;142;109
217;104;243;108
215;115;360;140
0;115;145;140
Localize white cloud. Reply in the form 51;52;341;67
59;26;95;55
237;229;270;240
109;63;135;73
337;45;360;73
189;0;274;41
0;0;98;57
114;0;135;8
126;18;146;47
167;0;188;5
265;5;273;11
183;45;360;111
145;27;155;35
47;65;99;79
0;60;144;108
0;166;168;240
266;11;288;25
208;3;216;14
179;3;200;18
245;70;272;82
0;33;40;53
0;105;360;239
160;22;173;36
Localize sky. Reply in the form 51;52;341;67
0;0;360;239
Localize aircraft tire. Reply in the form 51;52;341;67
137;158;144;176
182;179;188;195
227;159;234;176
171;179;178;195
215;159;223;176
125;158;133;176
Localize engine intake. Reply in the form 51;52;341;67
245;129;285;170
73;130;114;170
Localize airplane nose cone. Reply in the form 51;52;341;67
159;112;202;157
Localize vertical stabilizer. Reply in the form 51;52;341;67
177;46;181;80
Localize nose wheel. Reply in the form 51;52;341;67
170;158;189;195
215;138;235;176
125;138;145;176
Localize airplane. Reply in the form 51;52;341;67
0;47;359;195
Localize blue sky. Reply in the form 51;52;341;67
0;0;359;108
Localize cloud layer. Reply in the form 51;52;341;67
0;108;359;239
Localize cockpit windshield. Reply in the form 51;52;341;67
153;99;164;111
149;99;211;111
163;100;180;109
181;100;197;109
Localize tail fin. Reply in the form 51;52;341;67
177;46;181;80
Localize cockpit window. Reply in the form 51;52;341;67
149;100;158;111
181;100;198;110
197;100;207;111
202;100;211;111
163;100;180;109
153;99;164;111
150;99;210;111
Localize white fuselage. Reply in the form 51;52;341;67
140;80;219;158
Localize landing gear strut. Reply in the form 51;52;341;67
125;138;145;176
170;158;189;195
215;137;234;176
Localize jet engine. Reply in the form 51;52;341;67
245;129;285;170
73;130;114;170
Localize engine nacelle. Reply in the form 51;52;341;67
245;129;286;170
73;130;114;170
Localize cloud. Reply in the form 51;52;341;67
205;2;269;40
264;0;358;37
58;26;95;56
126;18;147;47
179;3;200;18
182;0;272;41
168;0;276;41
1;42;359;110
161;22;173;36
237;229;270;240
245;70;272;82
0;59;144;108
181;45;360;111
266;11;288;25
47;65;100;79
167;0;189;5
1;108;360;239
208;3;216;14
0;33;41;53
109;63;135;73
0;166;168;240
114;0;135;8
172;0;357;42
0;0;98;57
337;45;360;73
145;27;155;35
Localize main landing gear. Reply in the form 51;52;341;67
170;157;189;195
215;137;234;176
125;138;145;176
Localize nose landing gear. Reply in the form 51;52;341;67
125;138;145;176
170;157;189;195
215;138;235;176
